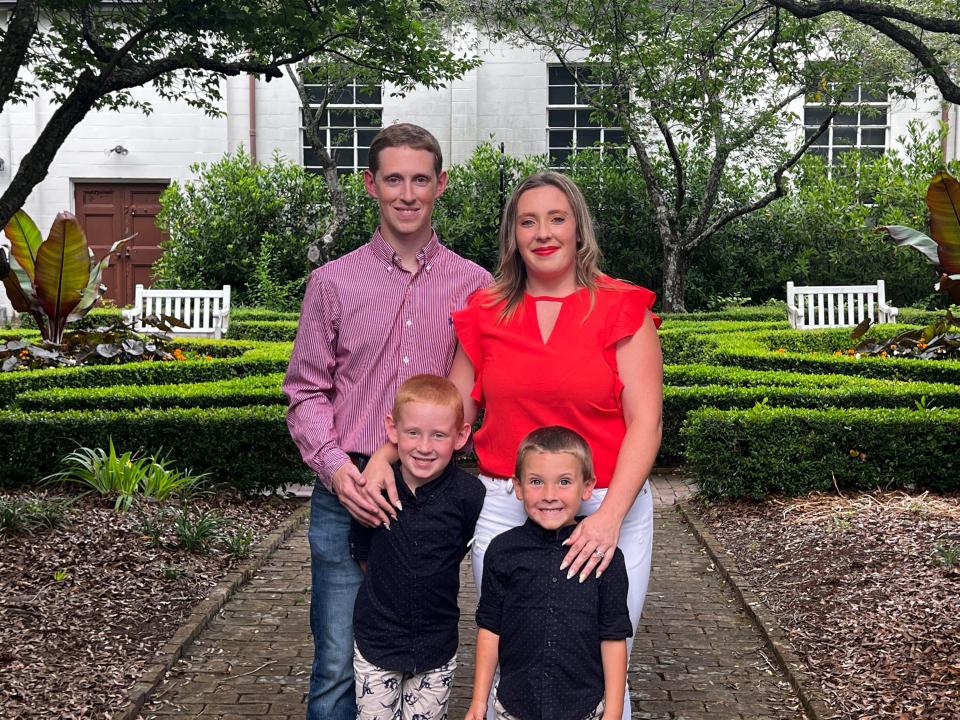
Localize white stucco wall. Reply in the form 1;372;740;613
1;29;957;321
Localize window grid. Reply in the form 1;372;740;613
547;66;626;167
301;79;383;176
803;83;888;166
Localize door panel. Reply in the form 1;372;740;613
74;183;168;306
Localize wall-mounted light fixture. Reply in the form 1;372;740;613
107;145;129;156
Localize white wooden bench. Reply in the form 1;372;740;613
122;284;231;339
786;281;898;330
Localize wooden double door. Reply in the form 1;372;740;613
74;183;168;306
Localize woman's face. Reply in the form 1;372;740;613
515;185;578;290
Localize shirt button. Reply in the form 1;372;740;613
426;264;432;271
548;607;555;614
402;356;409;364
551;577;558;583
405;319;412;327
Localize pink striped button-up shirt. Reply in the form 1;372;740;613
283;229;492;488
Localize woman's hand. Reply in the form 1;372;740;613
561;506;622;581
358;447;401;528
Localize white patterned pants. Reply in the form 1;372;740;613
353;644;456;720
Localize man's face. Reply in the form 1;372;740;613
512;451;594;531
385;401;470;489
363;146;448;248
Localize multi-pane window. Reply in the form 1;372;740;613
301;79;382;176
547;66;626;166
804;83;888;166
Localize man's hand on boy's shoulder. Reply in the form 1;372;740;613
332;462;383;527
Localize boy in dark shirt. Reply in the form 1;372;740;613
466;426;631;720
350;374;484;720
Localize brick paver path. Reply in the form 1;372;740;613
139;472;805;719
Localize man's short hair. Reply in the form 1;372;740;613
368;123;443;178
393;374;464;427
515;426;595;482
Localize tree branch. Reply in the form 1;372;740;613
687;104;837;250
765;0;960;34
0;0;40;113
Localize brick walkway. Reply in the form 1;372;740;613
139;472;805;719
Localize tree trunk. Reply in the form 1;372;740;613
661;240;689;313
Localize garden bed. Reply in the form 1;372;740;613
0;490;303;719
694;490;960;720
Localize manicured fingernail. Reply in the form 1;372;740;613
395;500;403;511
566;569;575;580
596;570;602;579
579;572;587;583
561;538;570;546
384;521;391;530
559;560;568;571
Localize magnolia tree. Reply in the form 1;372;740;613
477;0;913;311
0;0;476;231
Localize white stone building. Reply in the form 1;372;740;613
1;33;957;312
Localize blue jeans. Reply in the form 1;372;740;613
307;483;363;720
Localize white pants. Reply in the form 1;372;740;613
353;644;456;720
471;477;654;720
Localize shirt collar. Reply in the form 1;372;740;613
370;228;441;269
393;458;455;506
522;517;581;545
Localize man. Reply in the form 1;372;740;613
283;123;492;720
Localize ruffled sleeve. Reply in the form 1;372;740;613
450;289;489;405
604;281;661;351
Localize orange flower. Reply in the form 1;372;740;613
776;348;786;353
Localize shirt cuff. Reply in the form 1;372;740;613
318;448;352;490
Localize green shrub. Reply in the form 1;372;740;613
0;405;308;493
232;308;300;322
683;407;960;499
0;341;290;407
226;320;299;342
153;150;331;309
662;378;960;460
14;373;284;412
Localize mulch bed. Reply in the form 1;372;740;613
0;490;302;719
695;490;960;720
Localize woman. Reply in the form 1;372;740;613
367;171;662;719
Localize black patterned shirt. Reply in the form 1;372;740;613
476;518;631;720
352;461;484;672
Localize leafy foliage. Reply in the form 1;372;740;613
851;312;960;360
883;168;960;305
45;439;207;512
0;493;75;535
153;151;329;309
1;210;127;344
0;1;479;232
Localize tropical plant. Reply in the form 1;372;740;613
45;439;207;511
47;438;147;512
883;170;960;306
173;506;223;553
140;459;208;501
1;210;128;344
0;321;177;372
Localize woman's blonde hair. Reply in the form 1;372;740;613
488;171;603;319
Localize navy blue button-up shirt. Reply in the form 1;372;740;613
476;518;631;720
352;461;484;672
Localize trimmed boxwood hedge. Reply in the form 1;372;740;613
705;329;960;383
226;320;299;342
0;341;290;406
661;379;960;460
682;406;960;499
0;405;309;493
14;373;285;411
